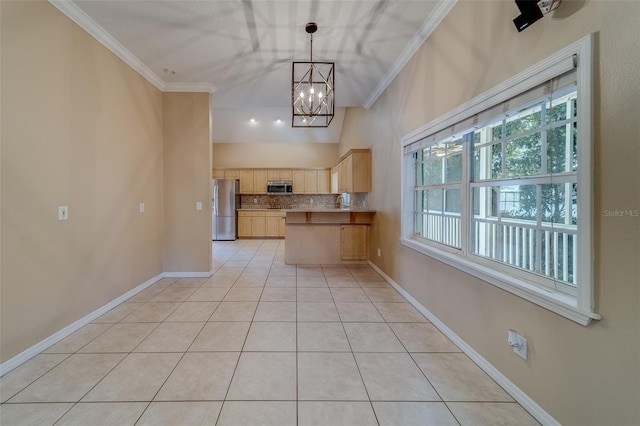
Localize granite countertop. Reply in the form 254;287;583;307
237;206;375;213
283;207;376;213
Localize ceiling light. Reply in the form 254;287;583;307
249;118;256;124
275;117;283;124
292;22;335;128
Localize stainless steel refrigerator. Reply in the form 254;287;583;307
212;179;239;240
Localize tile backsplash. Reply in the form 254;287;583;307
240;193;368;209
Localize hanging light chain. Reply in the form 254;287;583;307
291;22;334;127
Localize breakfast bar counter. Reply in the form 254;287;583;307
284;208;375;264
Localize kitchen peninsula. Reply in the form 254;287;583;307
284;208;375;264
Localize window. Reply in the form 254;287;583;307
401;35;599;325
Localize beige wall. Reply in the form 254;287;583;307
212;143;339;169
338;108;372;157
163;93;212;273
0;2;164;361
342;1;640;425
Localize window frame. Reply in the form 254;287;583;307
400;34;599;325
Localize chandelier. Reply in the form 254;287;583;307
292;22;335;127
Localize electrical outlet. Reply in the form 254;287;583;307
139;203;145;213
58;206;68;221
253;198;258;204
196;201;203;211
310;198;314;204
508;329;528;360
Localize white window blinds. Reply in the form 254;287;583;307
404;54;577;155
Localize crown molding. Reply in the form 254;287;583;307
49;0;167;91
50;0;453;102
164;82;217;93
363;0;457;110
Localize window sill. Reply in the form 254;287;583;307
400;237;600;326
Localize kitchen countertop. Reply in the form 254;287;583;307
237;207;375;212
237;208;284;210
283;207;376;213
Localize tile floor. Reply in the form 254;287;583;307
0;240;539;426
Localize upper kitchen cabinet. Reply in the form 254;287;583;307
304;170;318;194
335;149;371;192
225;170;240;179
317;170;331;194
292;170;305;194
267;169;293;180
293;169;331;194
218;168;331;194
212;169;240;180
253;170;268;194
239;170;254;194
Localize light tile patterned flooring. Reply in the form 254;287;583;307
0;240;539;425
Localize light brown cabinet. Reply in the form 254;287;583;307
251;212;266;237
267;170;279;180
265;211;281;237
317;170;331;194
239;170;254;194
225;170;240;179
215;168;332;194
292;170;305;194
253;170;268;194
238;210;284;238
267;169;292;180
335;149;371;193
340;225;370;260
279;170;293;180
304;171;317;194
292;169;331;194
285;211;374;264
213;169;240;179
238;211;252;238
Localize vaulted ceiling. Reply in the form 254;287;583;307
52;0;456;142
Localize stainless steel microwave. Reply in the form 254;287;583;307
267;180;293;195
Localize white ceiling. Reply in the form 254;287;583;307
52;0;455;142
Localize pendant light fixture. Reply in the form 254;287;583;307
292;22;335;127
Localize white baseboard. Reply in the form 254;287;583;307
368;261;559;426
163;270;213;278
0;273;163;377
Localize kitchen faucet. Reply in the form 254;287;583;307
336;193;350;209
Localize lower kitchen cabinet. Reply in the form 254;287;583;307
238;210;284;238
250;212;266;237
340;225;369;261
265;211;280;237
284;211;374;264
238;211;252;238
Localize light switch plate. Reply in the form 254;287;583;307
196;201;203;211
58;206;68;221
139;203;145;213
